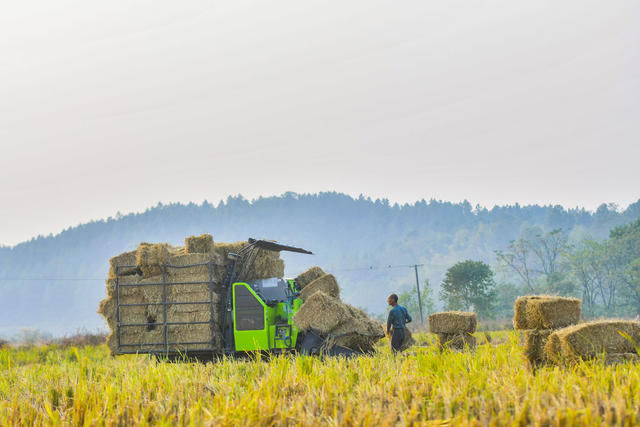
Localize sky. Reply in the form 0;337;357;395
1;0;639;246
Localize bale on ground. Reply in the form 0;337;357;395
437;332;476;351
299;274;340;301
185;234;214;254
295;267;325;290
513;295;581;330
523;329;553;366
293;292;350;334
544;320;640;362
428;311;477;334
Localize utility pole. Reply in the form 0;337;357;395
413;264;424;324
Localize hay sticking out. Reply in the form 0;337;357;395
299;274;340;301
523;329;553;366
428;311;477;334
185;234;214;254
296;267;325;290
513;295;581;330
437;333;476;351
293;292;350;334
544;320;640;362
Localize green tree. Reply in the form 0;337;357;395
396;279;436;324
440;260;497;318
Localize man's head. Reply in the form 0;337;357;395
387;293;398;306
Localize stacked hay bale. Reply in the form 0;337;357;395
99;234;285;355
513;295;581;366
428;311;477;351
292;267;385;353
544;320;640;365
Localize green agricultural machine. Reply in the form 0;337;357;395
114;238;357;359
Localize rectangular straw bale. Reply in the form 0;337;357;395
108;250;138;279
213;241;285;281
523;329;553;366
514;295;581;330
295;267;325;290
293;292;350;334
437;333;477;351
545;320;640;362
136;243;171;277
428;311;477;334
299;274;340;301
185;234;214;254
106;274;143;296
331;306;384;352
167;253;220;276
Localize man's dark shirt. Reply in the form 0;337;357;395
387;304;412;333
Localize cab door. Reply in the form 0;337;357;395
232;283;270;351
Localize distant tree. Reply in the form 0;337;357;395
396;279;436;324
440;260;497;318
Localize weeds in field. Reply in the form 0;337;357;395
0;332;639;425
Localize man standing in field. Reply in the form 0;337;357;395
386;293;412;352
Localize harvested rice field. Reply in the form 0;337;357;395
3;331;640;425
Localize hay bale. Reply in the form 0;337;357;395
544;320;640;362
513;295;581;330
108;250;138;280
299;274;340;301
296;267;325;290
437;332;476;351
185;234;214;254
331;305;384;352
523;329;553;366
136;243;171;277
293;292;350;334
213;241;284;281
428;311;477;334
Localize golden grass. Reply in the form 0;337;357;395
2;331;640;425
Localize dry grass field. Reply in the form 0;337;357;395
1;331;639;426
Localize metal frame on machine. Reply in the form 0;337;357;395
115;260;224;356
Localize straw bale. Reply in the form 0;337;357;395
513;295;581;330
437;333;476;351
544;320;640;362
299;274;340;301
523;329;553;366
296;267;325;290
108;250;139;280
106;274;143;296
167;253;222;277
293;292;350;334
136;243;171;277
428;311;477;334
185;234;214;254
213;241;284;281
331;306;384;351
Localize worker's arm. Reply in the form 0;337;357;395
386;311;393;334
404;308;412;324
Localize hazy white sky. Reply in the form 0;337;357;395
1;0;639;246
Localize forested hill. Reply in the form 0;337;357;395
1;192;639;336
